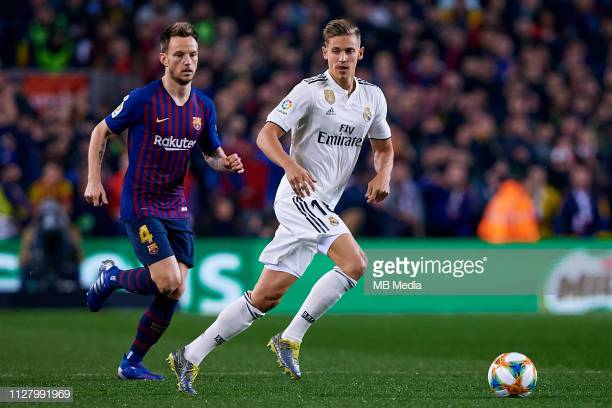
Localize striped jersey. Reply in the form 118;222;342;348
105;79;221;221
266;70;391;209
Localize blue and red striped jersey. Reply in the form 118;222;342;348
105;79;221;221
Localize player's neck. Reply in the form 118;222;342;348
162;75;191;106
329;71;356;95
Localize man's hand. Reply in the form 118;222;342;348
84;179;108;207
284;160;317;197
223;153;244;173
365;173;390;203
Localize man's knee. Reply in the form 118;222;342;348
149;258;183;295
341;254;367;281
153;273;181;295
360;251;368;269
250;289;285;312
167;282;185;299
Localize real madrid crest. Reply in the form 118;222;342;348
363;107;372;122
192;116;202;130
328;216;339;226
324;89;335;105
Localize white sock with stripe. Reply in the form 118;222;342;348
184;292;264;366
282;267;356;343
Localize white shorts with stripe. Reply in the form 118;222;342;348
259;194;351;278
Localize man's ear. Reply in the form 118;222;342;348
358;46;364;61
160;53;168;67
322;45;328;61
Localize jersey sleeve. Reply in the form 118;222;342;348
198;98;222;155
104;90;144;135
266;81;312;132
367;88;392;140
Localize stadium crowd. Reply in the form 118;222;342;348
0;0;611;240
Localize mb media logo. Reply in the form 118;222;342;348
153;135;196;151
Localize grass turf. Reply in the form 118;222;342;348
1;310;611;407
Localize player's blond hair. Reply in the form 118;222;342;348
322;19;360;44
160;22;198;52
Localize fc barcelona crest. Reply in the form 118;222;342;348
363;107;372;122
192;117;202;130
324;89;335;105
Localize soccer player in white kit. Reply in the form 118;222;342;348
167;19;394;394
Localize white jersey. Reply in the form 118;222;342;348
266;70;391;209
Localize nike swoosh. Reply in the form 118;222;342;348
156;117;170;123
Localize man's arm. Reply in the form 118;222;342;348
84;120;113;207
366;138;394;203
256;122;316;197
203;147;244;173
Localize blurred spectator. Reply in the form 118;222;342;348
0;188;18;239
382;160;425;236
0;164;29;238
0;76;18;126
192;1;216;45
422;161;478;236
135;0;185;27
524;164;562;237
72;160;118;237
29;162;74;215
478;178;540;243
200;196;240;237
25;3;73;71
19;200;83;293
555;165;604;236
106;153;128;222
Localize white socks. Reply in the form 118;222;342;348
183;268;357;366
282;267;356;343
184;292;264;366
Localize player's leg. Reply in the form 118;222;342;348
262;196;360;379
168;268;297;394
119;218;191;380
282;233;364;343
123;258;188;374
171;261;189;299
86;218;180;311
167;196;317;393
177;220;305;366
182;268;297;362
271;233;364;380
117;256;182;380
85;261;162;311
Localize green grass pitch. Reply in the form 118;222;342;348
1;310;611;407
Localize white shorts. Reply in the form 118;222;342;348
259;194;351;278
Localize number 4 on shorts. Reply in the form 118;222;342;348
139;224;153;244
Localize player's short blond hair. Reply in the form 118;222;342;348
322;19;360;44
160;22;198;52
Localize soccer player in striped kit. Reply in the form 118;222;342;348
84;22;244;380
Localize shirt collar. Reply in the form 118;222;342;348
324;70;359;97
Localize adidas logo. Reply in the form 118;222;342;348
214;335;226;345
326;107;335;115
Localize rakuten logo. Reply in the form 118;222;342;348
154;135;196;151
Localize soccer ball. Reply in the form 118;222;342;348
487;352;537;397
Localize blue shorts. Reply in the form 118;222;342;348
124;217;194;268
